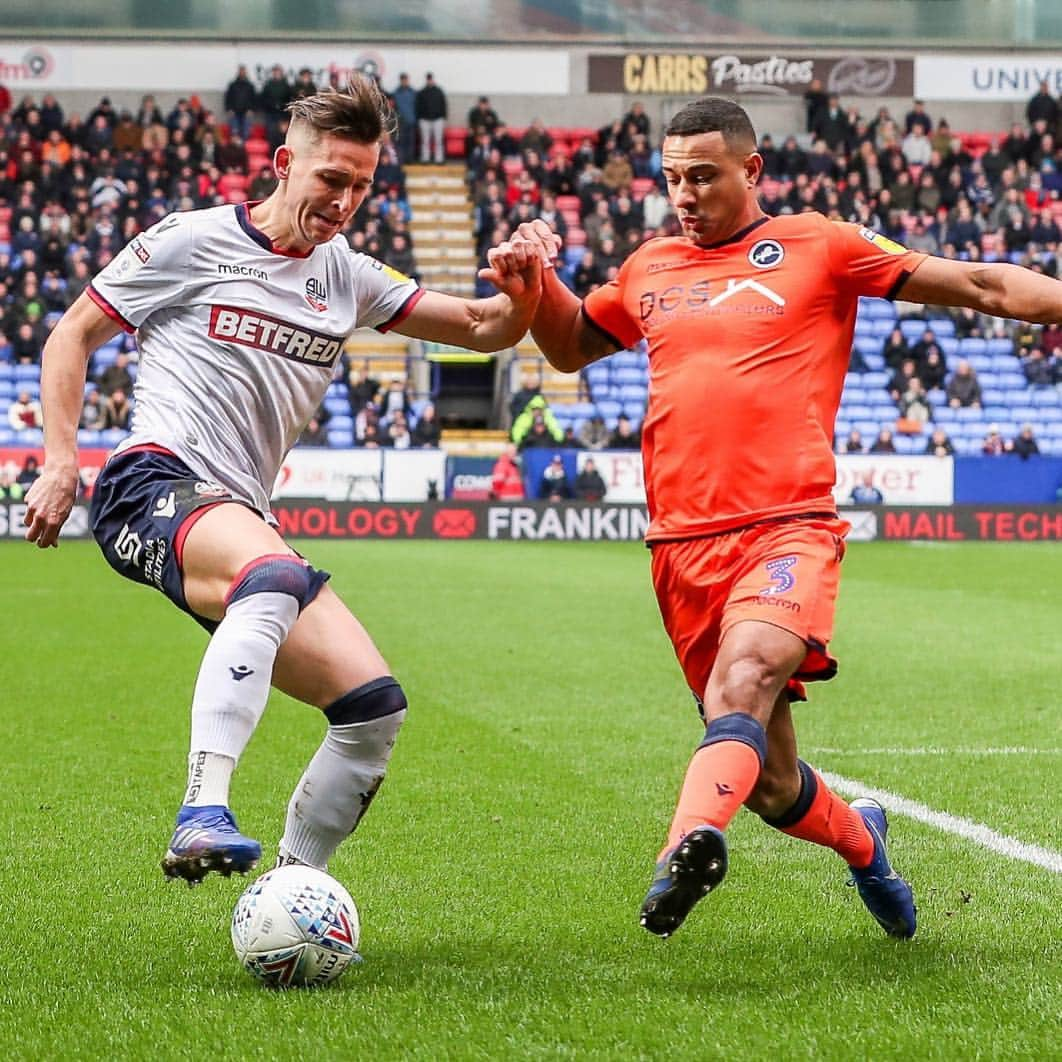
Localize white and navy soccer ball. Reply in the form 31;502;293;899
231;865;360;988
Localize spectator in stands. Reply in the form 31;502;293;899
608;413;640;450
803;79;828;134
1026;80;1059;130
888;357;921;403
1023;346;1057;386
0;470;25;502
467;96;500;141
813;94;850;151
538;453;572;500
345;364;378;416
924;427;955;457
602;149;633;192
947;359;983;408
516;403;564;449
101;387;131;430
259;64;294;148
96;351;133;396
1029;207;1061;250
578;413;610;450
520;119;553;158
224;65;258;141
415;73;447;164
411;403;441;448
843;429;865;454
1039;321;1062;356
882;326;910;368
919;346;948;391
869;428;897;454
292;68;317;101
16;454;40;490
386;410;413;449
904;99;933;136
80;387;105;430
490;445;525;500
899;377;932;424
391;74;418;164
361;422;382;448
509;371;542;424
574;457;607;501
561;426;583;449
982;424;1006;455
8;389;42;432
953;306;985;338
1011;423;1041;459
298;414;328;446
848;472;883;505
10;321;41;364
901;126;932;166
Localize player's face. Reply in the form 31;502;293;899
283;133;380;246
662;132;762;246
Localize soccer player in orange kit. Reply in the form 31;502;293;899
485;97;1062;940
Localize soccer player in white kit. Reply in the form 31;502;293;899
23;79;546;884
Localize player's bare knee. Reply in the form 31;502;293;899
712;652;788;717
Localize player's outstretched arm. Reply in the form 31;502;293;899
392;234;544;353
511;219;619;373
899;256;1062;324
24;292;121;548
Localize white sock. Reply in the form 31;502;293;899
279;710;406;870
184;591;299;808
183;751;235;807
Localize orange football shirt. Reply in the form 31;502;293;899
582;212;927;541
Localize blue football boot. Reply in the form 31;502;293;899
848;798;917;939
639;825;728;938
161;805;261;886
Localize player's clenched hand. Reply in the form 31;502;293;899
23;465;79;549
512;220;562;267
479;236;545;302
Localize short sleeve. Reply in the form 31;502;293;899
89;213;191;331
582;256;644;350
827;222;928;301
346;252;423;333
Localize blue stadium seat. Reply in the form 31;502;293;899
854;420;880;437
1012;405;1039;422
986;338;1015;356
565;402;597;419
329;414;354;431
854;318;874;336
324;397;349;416
956;406;983;421
1045;421;1062;437
862;352;885;371
900;320;929;342
618;383;647;402
564;245;585;270
13;364;40;380
864;299;897;320
328;430;354;448
978;371;999;388
0;381;13;400
999;372;1027;389
845;404;874;421
990;353;1020;372
0;428;15;446
842;387;867;404
623;405;644;424
862;370;890;390
939;337;959;357
969;354;992;372
1040;407;1062;423
596;399;622;421
958;337;988;356
611;349;642;369
933;406;958;422
100;428;128;447
870;318;896;337
613;366;647;385
21;381;41;399
983;405;1010;421
1003;388;1029;404
1031;388;1061;405
854;336;883;358
926;317;956;337
873;403;899;419
77;430;102;447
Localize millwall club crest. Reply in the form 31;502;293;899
305;277;328;312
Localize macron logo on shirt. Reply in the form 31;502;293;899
208;304;343;367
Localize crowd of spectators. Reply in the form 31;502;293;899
0;66;428;445
4;66;1062;460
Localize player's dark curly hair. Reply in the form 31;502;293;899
287;75;397;144
665;97;757;149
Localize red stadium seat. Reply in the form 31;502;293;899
566;225;587;247
502;158;524;177
555;195;580;213
444;126;467;158
630;177;656;200
217;172;249;197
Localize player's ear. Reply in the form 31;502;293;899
743;151;763;188
275;145;292;180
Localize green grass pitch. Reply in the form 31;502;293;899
1;539;1059;1060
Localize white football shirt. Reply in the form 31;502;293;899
90;203;422;515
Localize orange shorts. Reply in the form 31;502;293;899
650;515;849;703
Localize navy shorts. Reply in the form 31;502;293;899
90;445;327;632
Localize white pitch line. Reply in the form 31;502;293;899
820;770;1062;875
809;746;1061;757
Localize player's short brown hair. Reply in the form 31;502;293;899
287;76;396;145
665;97;757;150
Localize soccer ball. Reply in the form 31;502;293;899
231;865;360;988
